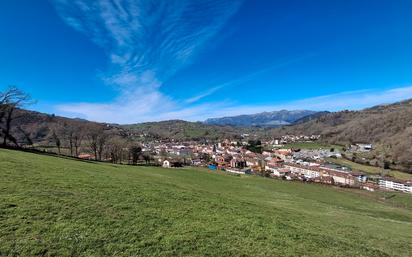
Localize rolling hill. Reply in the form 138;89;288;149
4;108;126;146
8;110;253;144
122;120;255;141
272;99;412;172
1;149;411;256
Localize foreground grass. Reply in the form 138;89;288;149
0;149;411;256
326;157;412;180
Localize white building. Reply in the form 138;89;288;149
162;160;170;168
225;168;246;175
284;164;322;179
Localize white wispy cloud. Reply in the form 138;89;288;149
53;0;242;75
52;0;243;122
57;84;412;123
58;0;243;77
51;1;412;124
185;85;224;104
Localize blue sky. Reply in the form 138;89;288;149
1;0;412;123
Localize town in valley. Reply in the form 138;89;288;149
71;132;412;195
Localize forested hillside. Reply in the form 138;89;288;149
6;109;125;145
273;100;412;171
123;120;254;141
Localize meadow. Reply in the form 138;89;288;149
0;149;411;256
281;142;343;150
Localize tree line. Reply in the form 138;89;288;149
0;86;153;165
49;122;153;164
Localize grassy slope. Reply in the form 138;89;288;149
0;149;411;257
271;100;412;172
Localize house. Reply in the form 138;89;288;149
191;159;202;166
284;163;323;179
230;158;247;169
175;148;192;156
284;163;356;187
162;160;170;168
262;151;272;156
274;149;293;162
245;157;259;167
352;143;373;152
215;156;225;163
265;163;279;173
313;176;334;185
362;182;378;192
78;154;93;160
225;168;246;175
269;168;290;177
265;156;284;166
357;143;373;151
379;178;412;193
327;170;356;187
264;158;284;173
351;172;367;183
273;138;280;145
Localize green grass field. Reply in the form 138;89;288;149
281;142;343;150
1;149;411;256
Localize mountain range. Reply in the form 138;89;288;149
204;110;324;127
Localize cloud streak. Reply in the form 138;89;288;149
53;0;242;80
52;0;243;122
51;1;412;124
57;84;412;123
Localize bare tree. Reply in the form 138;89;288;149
0;86;32;147
97;133;108;161
63;122;75;156
86;124;107;161
142;152;152;165
87;125;99;160
73;126;84;157
51;130;61;154
106;136;127;164
16;126;33;146
130;145;142;165
88;134;98;160
62;122;84;157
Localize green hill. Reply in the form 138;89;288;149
123;120;251;141
1;149;411;256
272;99;412;172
